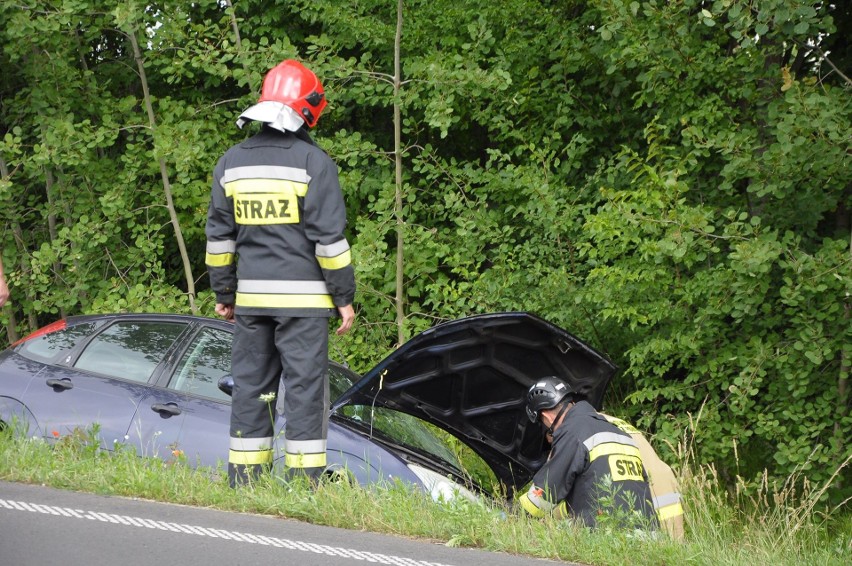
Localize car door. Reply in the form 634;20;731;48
131;324;235;469
20;319;189;452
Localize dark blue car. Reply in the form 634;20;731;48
0;312;616;501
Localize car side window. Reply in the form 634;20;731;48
329;365;356;400
16;322;98;364
170;327;232;402
73;321;186;383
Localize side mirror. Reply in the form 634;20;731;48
217;375;234;396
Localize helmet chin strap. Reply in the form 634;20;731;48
544;399;573;437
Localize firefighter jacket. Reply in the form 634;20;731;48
603;414;685;540
205;127;355;317
519;401;659;529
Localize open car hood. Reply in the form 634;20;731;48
332;312;617;494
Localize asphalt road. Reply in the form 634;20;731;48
0;481;573;566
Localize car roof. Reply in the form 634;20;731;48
65;313;231;328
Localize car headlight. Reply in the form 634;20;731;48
407;463;480;504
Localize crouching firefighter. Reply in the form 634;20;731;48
601;414;685;540
205;59;356;487
519;376;659;531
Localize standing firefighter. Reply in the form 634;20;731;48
206;59;356;487
519;376;659;530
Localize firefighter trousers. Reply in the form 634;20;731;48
228;314;330;487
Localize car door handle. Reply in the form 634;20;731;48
151;403;182;417
46;378;74;391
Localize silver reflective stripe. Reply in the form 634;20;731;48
653;492;682;509
222;165;310;184
526;485;556;512
206;240;236;254
315;239;350;258
285;439;326;454
237;280;330;294
229;436;274;451
583;431;637;451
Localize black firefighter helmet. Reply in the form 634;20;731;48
525;376;577;423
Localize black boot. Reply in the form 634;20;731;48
228;462;265;488
284;466;324;488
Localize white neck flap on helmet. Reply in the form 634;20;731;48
236;101;306;133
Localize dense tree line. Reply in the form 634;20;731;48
1;1;849;505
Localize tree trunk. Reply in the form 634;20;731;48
126;27;197;314
11;223;29;339
224;0;242;51
41;162;67;319
55;167;87;303
393;0;405;347
0;156;20;343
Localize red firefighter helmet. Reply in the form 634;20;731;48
257;59;327;128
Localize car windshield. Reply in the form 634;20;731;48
329;367;462;473
336;404;461;470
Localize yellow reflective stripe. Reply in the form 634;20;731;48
588;442;641;462
236;293;335;309
206;252;235;267
316;250;351;270
604;415;640;435
552;501;569;520
657;501;684;521
224;178;308;197
229;449;273;466
519;493;546;518
285;452;327;469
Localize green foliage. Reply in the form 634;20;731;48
1;0;849;507
580;138;850;497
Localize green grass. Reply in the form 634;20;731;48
0;426;849;566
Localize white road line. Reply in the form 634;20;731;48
0;498;453;566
